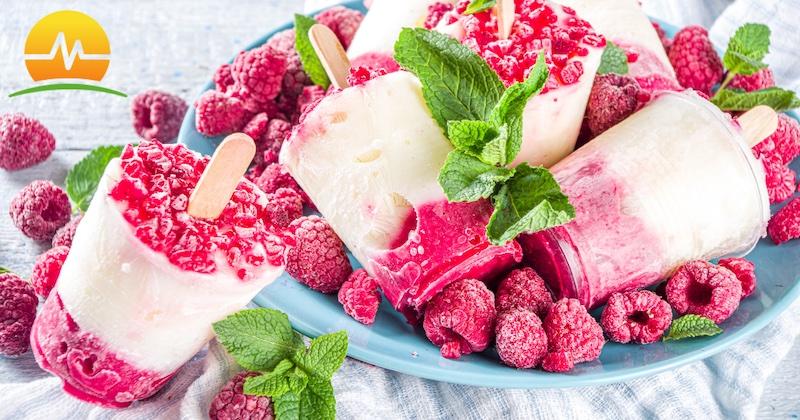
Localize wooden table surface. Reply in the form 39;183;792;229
0;1;797;418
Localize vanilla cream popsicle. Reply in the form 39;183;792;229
520;91;771;308
31;141;287;407
281;71;522;320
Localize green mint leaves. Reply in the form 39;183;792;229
0;267;10;275
465;0;496;14
663;314;723;341
213;309;348;420
395;28;575;245
712;23;799;112
65;145;125;212
597;42;629;75
295;14;331;89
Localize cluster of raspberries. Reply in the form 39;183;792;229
754;114;800;205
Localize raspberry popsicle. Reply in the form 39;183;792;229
281;70;522;321
31;139;287;407
520;92;773;308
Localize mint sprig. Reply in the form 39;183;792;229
295;14;331;89
663;314;723;341
0;267;10;275
597;41;629;75
66;145;125;212
712;87;800;112
213;309;348;420
464;0;496;14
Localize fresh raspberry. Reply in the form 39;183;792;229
0;272;37;356
495;267;553;318
543;298;604;365
295;85;328;122
214;63;235;93
423;279;496;359
541;351;574;373
314;6;364;49
652;21;672;52
424;2;455;29
495;308;548;369
209;371;274;420
762;156;796;204
52;214;82;248
668;26;724;94
195;90;251;136
9;180;71;241
752;114;800;165
243;113;292;165
231;45;287;104
346;66;387;87
265;188;303;227
0;113;55;171
768;197;800;245
338;269;382;325
730;68;775;92
666;260;742;323
718;258;757;299
286;216;352;293
585;74;641;137
253;163;312;207
350;52;401;74
31;246;69;297
131;90;188;143
600;290;672;344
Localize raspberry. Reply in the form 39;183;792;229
0;272;37;356
31;246;69;297
600;290;672;344
423;279;496;359
425;2;455;29
315;6;364;49
52;214;82;248
762;156;796;204
752;114;800;165
495;267;553;318
267;30;310;102
350;52;401;74
214;63;235;93
286;216;352;293
668;26;724;94
635;73;682;96
718;258;757;299
338;269;382;325
243;114;292;165
543;298;604;365
0;113;55;171
768;197;800;245
231;45;287;104
346;66;387;87
295;85;328;122
541;351;574;373
495;308;548;368
666;260;742;323
652;21;672;52
253;163;312;207
730;68;775;92
9;180;71;241
586;74;641;137
195;90;251;136
131;90;188;143
265;188;303;227
209;371;274;420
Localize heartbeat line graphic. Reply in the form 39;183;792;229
24;32;109;70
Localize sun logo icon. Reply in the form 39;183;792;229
10;10;126;98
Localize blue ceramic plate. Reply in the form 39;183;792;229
178;1;800;388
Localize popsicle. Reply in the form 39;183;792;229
520;91;773;308
31;139;287;407
280;70;522;321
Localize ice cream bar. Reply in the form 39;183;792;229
281;71;521;320
520;91;770;308
31;141;286;407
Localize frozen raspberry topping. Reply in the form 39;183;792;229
600;290;672;344
0;272;37;356
495;267;553;318
768;197;800;245
31;246;69;298
668;26;723;94
346;66;388;87
10;180;71;241
425;2;455;29
495;308;548;368
666;260;741;324
338;269;382;325
0;113;56;171
209;371;274;420
543;298;604;365
718;258;757;299
109;140;286;278
285;215;352;293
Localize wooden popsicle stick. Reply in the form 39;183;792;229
737;105;779;147
187;133;256;220
309;24;351;89
497;0;516;40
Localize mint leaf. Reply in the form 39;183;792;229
712;87;800;112
447;120;500;161
295;14;331;89
287;367;309;395
299;376;336;420
293;331;348;380
597;41;629;75
465;0;496;14
438;151;515;202
213;308;304;372
663;315;723;341
274;392;301;420
0;267;9;274
723;23;770;76
394;28;505;130
66;145;124;212
486;164;575;244
244;359;295;397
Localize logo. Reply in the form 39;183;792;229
10;10;126;98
